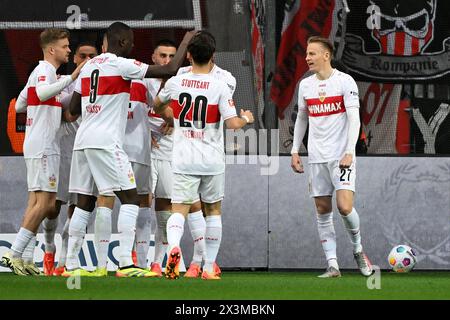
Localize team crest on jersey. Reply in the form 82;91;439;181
38;76;46;82
318;90;327;102
49;174;56;188
128;170;135;184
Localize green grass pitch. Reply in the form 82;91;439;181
0;271;449;300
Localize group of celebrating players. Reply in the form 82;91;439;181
1;22;254;280
1;20;374;280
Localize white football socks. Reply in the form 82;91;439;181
57;218;70;268
153;210;170;265
66;207;91;270
42;216;58;254
166;212;185;249
316;212;338;269
94;207;112;269
117;204;139;268
187;210;206;266
341;208;363;254
135;207;151;268
11;227;34;258
203;215;222;274
22;235;36;264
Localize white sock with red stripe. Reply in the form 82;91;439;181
316;212;338;269
341;208;363;254
117;204;139;268
187;210;206;266
153;211;170;265
66;207;91;270
95;207;112;269
204;215;222;274
135;207;151;268
166;212;185;249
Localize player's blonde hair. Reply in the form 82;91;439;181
307;36;334;55
39;28;70;49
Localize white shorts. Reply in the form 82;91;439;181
308;160;356;198
151;159;173;199
131;162;151;195
171;173;224;204
69;146;136;196
57;154;77;205
25;155;60;192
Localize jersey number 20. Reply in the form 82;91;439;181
178;92;208;129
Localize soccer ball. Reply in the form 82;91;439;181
387;245;417;273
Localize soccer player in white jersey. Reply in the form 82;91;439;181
0;29;86;275
290;36;373;278
154;31;254;280
63;22;195;277
126;39;176;276
120;77;154;269
176;59;236;279
49;42;99;276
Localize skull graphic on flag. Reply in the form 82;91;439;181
366;0;436;55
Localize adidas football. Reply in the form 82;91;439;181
387;245;417;273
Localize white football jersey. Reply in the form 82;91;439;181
73;52;149;150
148;65;237;162
158;73;237;175
147;78;173;161
298;69;360;163
18;61;64;158
177;64;236;96
122;80;151;165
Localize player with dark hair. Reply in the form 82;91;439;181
51;42;99;276
154;31;254;280
62;22;195;277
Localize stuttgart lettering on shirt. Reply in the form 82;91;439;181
181;79;210;90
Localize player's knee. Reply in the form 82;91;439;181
77;195;97;212
315;203;332;214
116;189;139;206
337;204;352;215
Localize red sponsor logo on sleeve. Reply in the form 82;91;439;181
38;76;46;82
228;99;235;107
134;60;142;66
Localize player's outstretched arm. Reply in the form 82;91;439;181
36;59;88;102
225;109;254;130
144;30;197;79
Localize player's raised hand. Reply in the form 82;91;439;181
71;58;89;80
181;30;198;45
291;153;304;174
240;109;254;124
339;153;353;169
